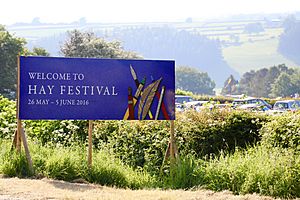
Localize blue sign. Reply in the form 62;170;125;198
19;56;175;120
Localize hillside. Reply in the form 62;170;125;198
6;16;300;85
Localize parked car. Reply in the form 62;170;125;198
273;100;300;112
184;100;209;111
175;95;194;104
233;97;272;111
232;99;246;107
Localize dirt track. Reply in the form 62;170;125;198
0;177;282;200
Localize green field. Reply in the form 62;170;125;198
223;38;300;74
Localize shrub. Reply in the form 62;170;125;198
25;120;88;146
0;96;16;139
260;111;300;150
175;109;267;158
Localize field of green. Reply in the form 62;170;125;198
223;38;300;74
185;21;300;74
222;30;300;74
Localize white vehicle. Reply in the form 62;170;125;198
273;100;300;112
184;100;209;111
175;95;194;104
233;97;272;110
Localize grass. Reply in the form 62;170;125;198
1;139;299;198
0;140;155;189
203;145;300;198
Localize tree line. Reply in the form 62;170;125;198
222;64;300;98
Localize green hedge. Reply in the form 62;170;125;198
260;111;300;150
0;96;268;172
0;96;16;139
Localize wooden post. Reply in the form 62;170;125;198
16;55;22;152
16;120;22;152
88;120;93;168
169;120;175;161
160;120;178;172
20;127;33;174
13;55;34;174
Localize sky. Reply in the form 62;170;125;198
1;0;300;25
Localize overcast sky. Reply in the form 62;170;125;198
1;0;300;25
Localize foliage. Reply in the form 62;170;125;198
90;109;267;173
271;72;293;97
0;26;26;97
176;66;215;95
236;64;298;98
175;110;266;158
162;154;205;189
260;111;300;150
0;96;266;173
202;145;300;198
0;140;154;189
271;70;300;98
25;120;88;146
26;47;50;56
60;29;141;59
0;95;16;139
1;150;33;177
1;95;300;197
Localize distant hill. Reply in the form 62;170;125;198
7;13;300;86
95;26;239;86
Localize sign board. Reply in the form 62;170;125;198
19;56;175;120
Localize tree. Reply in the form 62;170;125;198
271;73;294;97
237;64;295;98
60;30;141;59
30;47;50;56
176;66;215;95
0;25;26;97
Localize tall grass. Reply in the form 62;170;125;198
0;140;155;189
1;140;300;198
202;145;300;198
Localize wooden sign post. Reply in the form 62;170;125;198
161;120;178;172
11;55;33;174
88;120;93;168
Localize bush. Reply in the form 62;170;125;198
260;111;300;150
175;109;267;158
25;120;88;146
0;96;16;139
